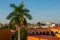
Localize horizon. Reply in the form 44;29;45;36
0;0;60;24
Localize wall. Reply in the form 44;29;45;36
27;36;59;40
0;29;11;40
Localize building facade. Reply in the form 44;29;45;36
27;27;60;40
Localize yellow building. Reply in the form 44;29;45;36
50;26;60;38
27;26;60;40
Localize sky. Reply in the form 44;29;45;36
0;0;60;24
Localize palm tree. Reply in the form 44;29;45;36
6;2;32;40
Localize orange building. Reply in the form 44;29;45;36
26;27;60;40
27;35;59;40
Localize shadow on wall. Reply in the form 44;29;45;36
0;29;11;40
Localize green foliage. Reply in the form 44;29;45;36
37;22;45;26
14;28;27;40
8;23;15;29
6;2;32;40
20;28;27;40
6;2;32;25
14;31;18;40
37;22;41;26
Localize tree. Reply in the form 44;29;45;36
37;22;45;28
37;22;42;28
20;27;27;40
6;2;32;40
14;27;27;40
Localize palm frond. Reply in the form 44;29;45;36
10;4;19;12
10;16;19;24
6;12;15;19
19;2;24;9
6;2;32;26
19;16;24;25
24;13;32;20
23;9;29;13
10;4;17;9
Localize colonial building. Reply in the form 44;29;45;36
26;26;60;40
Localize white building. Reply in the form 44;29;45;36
42;26;49;28
46;22;57;28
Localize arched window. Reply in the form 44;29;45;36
32;32;35;35
50;31;55;36
36;32;39;35
46;31;49;35
55;31;58;34
32;32;35;34
43;31;45;35
39;32;42;35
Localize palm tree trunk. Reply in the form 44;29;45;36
18;26;20;40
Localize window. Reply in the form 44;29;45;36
55;31;58;34
39;32;42;35
50;31;55;36
32;32;35;34
36;32;39;35
43;31;45;35
46;31;49;35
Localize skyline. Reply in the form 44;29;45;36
0;0;60;24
